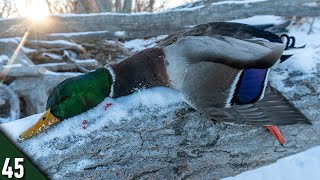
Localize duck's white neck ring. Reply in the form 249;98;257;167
104;65;116;98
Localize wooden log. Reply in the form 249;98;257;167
0;59;99;77
24;40;84;53
46;31;124;43
0;0;319;39
2;64;319;178
62;50;90;73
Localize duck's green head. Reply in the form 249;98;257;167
18;68;113;142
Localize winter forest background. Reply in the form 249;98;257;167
0;0;320;179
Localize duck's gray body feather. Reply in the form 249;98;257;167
108;22;310;126
159;22;310;126
164;35;284;107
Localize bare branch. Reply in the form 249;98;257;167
62;50;91;73
0;60;99;77
0;82;20;121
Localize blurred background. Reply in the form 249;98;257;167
1;0;193;18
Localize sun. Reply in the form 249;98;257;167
17;0;50;22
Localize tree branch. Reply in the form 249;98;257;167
62;50;91;73
0;60;99;77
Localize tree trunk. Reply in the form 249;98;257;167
74;0;97;14
115;0;122;13
95;0;113;12
123;0;132;13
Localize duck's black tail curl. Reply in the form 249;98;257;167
254;22;306;63
280;34;306;50
279;34;306;63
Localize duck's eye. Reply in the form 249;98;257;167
60;96;70;102
42;117;46;121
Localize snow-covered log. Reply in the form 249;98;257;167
1;58;319;179
0;0;319;40
24;40;84;53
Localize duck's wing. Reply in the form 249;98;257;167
167;35;308;126
166;35;285;108
218;86;312;126
158;22;282;47
168;35;285;69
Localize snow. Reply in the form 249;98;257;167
56;12;152;17
170;5;204;11
42;53;62;60
278;23;320;73
212;0;267;6
29;40;78;47
0;114;41;139
49;30;111;37
0;87;184;156
0;118;11;124
302;2;319;7
2;64;23;68
114;31;127;38
124;35;167;52
0;38;19;43
21;46;37;54
223;146;320;180
42;71;82;77
230;15;285;25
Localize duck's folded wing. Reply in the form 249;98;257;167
174;35;285;69
158;22;282;47
214;86;312;126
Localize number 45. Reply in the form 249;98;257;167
2;158;24;179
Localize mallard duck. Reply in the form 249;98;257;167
19;22;311;144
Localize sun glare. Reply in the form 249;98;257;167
18;0;50;22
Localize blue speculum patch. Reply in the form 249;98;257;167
233;68;268;105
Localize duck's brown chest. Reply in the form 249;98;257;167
109;48;170;98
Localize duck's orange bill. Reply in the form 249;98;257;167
266;125;285;145
18;109;60;142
